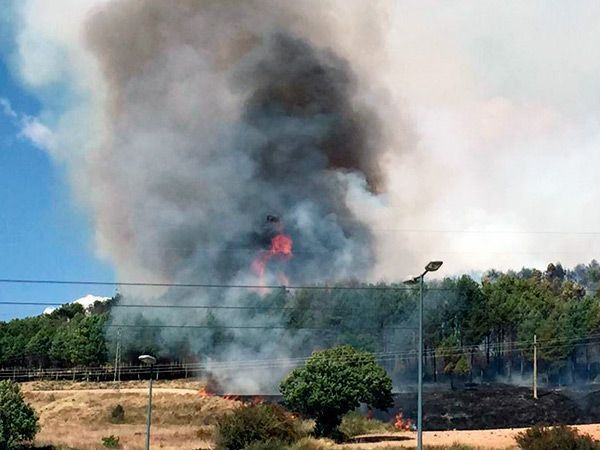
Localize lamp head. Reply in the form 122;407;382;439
425;261;443;272
403;277;419;285
138;354;157;366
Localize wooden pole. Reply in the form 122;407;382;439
533;334;538;400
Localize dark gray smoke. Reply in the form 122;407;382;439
84;0;390;390
86;0;382;286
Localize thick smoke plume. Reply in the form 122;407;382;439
85;1;383;287
79;0;394;390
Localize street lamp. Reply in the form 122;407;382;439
404;261;443;450
139;354;157;450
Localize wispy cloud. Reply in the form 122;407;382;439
19;115;55;150
0;96;55;153
0;97;17;119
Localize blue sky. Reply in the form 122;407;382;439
0;17;115;321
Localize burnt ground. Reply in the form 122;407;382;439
227;383;600;431
375;383;600;431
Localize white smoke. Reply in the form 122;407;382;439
13;1;600;283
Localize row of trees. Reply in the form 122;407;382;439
2;260;600;385
0;302;108;368
426;261;600;384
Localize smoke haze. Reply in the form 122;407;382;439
11;0;600;387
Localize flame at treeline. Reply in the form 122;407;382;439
252;218;293;286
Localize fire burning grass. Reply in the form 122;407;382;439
393;411;414;432
197;385;265;404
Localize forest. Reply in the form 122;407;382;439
1;260;600;386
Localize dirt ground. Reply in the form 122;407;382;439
344;425;600;449
20;381;600;450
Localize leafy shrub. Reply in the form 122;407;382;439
101;435;120;448
215;403;302;450
280;346;393;438
338;411;394;438
515;425;599;450
0;380;39;449
110;404;125;423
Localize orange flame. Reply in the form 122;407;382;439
198;387;213;398
393;411;413;431
252;232;293;288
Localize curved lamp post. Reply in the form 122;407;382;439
404;261;443;450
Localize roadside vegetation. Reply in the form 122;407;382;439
0;380;39;449
515;425;600;450
338;411;395;437
281;346;393;439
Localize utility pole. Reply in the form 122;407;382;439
114;328;121;383
533;334;538;400
113;286;122;384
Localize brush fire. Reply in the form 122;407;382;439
198;385;265;404
393;411;413;431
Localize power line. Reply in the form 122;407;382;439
5;336;600;378
106;323;417;331
5;339;600;378
0;278;457;291
3;271;597;292
0;301;295;311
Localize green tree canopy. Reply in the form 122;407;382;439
280;345;393;438
0;380;39;449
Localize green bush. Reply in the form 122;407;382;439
215;403;302;450
280;345;393;438
0;380;39;449
101;435;120;448
338;411;394;438
515;425;599;450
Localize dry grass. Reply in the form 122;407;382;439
21;380;599;450
26;378;205;392
23;381;238;449
19;379;520;450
